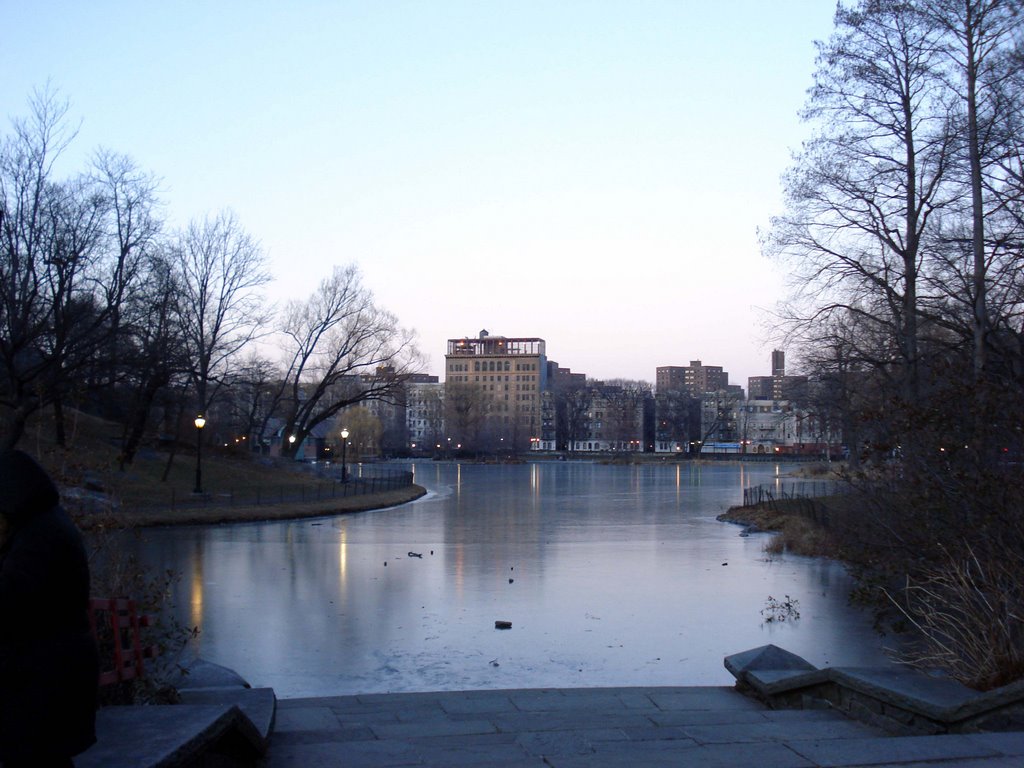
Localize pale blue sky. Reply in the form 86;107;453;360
2;1;837;385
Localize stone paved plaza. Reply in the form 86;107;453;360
263;686;1024;767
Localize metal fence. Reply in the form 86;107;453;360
742;479;846;507
157;467;415;511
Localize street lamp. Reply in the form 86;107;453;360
341;428;350;482
193;414;206;494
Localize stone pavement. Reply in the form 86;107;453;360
264;685;1024;767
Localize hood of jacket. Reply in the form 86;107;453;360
0;449;59;526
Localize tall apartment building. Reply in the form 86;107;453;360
772;349;786;377
656;360;730;396
405;380;444;450
445;330;547;450
747;350;808;402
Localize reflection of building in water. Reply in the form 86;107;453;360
445;330;548;452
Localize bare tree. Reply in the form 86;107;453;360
0;89;77;448
444;381;489;451
0;89;159;448
273;265;420;458
603;379;652;450
173;209;271;421
767;0;951;403
331;406;382;460
922;0;1022;377
89;148;163;367
116;252;187;467
655;388;695;451
229;353;281;451
554;380;589;451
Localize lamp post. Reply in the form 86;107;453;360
341;428;350;482
193;414;206;494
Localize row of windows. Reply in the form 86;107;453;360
476;360;512;372
449;360;541;373
478;376;535;385
446;375;538;385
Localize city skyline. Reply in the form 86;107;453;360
2;2;838;386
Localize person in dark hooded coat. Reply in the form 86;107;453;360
0;449;98;767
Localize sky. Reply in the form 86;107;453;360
1;1;838;387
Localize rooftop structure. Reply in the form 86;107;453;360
447;329;546;358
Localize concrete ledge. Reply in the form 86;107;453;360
78;703;265;768
77;658;275;768
746;667;831;696
178;687;276;746
161;657;253;691
725;644;1024;734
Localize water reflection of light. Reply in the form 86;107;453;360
338;526;348;591
190;564;204;630
530;464;539;496
456;463;462;496
453;543;464;597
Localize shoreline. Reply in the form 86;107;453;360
77;484;427;529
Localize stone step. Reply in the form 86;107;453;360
179;686;277;746
78;703;264;768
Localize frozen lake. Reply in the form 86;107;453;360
128;461;892;698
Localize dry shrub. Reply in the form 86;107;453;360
763;534;786;556
885;543;1024;691
830;377;1024;690
87;527;199;704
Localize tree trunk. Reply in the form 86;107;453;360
119;378;166;470
1;405;32;451
966;24;989;379
161;399;187;483
53;396;67;448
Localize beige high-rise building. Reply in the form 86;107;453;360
445;330;547;450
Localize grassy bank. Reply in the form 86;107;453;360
717;497;841;558
17;406;425;529
93;484;427;528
